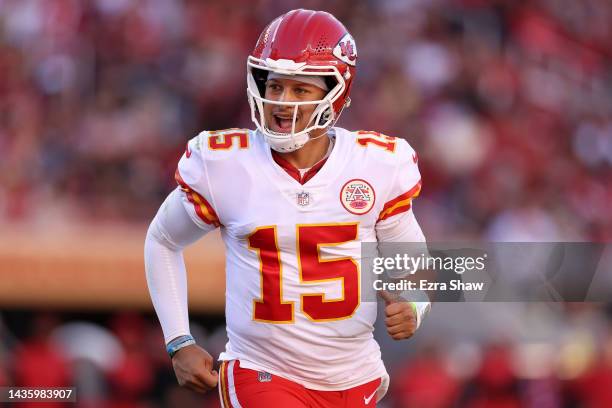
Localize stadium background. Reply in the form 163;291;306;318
0;0;611;406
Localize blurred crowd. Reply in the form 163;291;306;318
1;305;612;408
0;311;226;408
0;0;610;239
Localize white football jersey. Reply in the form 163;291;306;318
175;127;422;396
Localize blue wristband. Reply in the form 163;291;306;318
166;335;195;358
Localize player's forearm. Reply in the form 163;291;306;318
145;223;191;343
144;189;208;344
376;210;431;328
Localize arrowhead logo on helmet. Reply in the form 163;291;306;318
333;33;357;66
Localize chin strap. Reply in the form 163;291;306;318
307;131;329;143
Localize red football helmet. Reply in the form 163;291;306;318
247;9;357;152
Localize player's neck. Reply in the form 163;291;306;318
277;131;330;169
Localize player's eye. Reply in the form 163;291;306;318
294;87;310;95
267;83;282;92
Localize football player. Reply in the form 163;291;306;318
145;9;430;407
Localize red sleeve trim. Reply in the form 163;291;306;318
377;180;422;222
175;169;221;227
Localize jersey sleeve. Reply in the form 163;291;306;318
145;188;208;343
376;138;424;242
174;132;221;232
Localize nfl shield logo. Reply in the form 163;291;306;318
297;191;310;206
258;371;272;382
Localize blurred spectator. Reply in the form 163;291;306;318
11;313;72;408
391;344;461;408
107;313;155;406
51;320;124;406
566;326;612;407
459;343;522;408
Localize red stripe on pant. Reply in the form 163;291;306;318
219;361;233;408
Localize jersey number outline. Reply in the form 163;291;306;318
248;223;360;323
208;129;249;150
356;130;396;152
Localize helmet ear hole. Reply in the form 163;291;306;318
318;109;331;125
324;76;337;94
252;68;269;97
314;76;339;126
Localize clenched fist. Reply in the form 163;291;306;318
379;290;418;340
172;344;219;393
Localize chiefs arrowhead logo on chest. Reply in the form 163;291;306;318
340;179;375;215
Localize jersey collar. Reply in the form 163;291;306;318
269;129;337;185
271;151;329;185
259;127;345;188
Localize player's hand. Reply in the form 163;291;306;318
171;344;219;393
379;290;417;340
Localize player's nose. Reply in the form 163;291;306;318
277;88;300;103
272;97;295;114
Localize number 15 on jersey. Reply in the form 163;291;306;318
248;223;360;323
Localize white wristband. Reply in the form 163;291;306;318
408;301;431;330
399;289;430;330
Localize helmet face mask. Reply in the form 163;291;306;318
247;57;346;152
246;9;357;152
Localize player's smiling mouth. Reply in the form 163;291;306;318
273;113;299;131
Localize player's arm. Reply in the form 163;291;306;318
375;140;431;340
144;135;220;393
144;189;220;393
376;210;432;339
